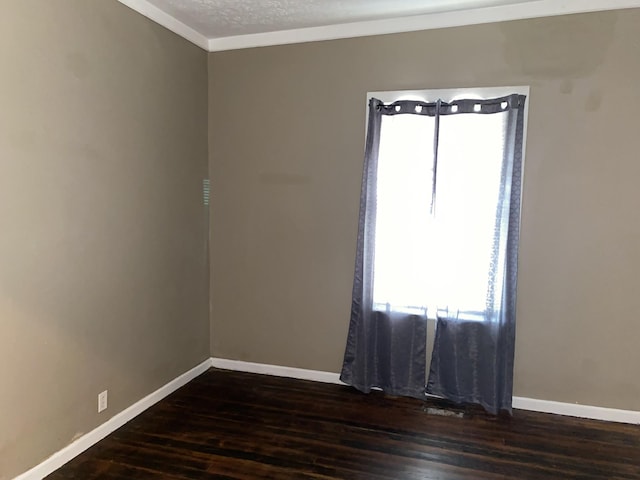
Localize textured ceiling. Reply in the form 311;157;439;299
144;0;537;38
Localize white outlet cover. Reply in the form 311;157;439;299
98;390;108;413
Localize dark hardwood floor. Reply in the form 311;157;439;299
47;369;640;479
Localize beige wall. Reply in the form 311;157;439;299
3;5;638;477
209;10;640;411
0;1;209;478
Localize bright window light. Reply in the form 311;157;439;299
372;108;507;317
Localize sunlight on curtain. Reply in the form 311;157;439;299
372;111;507;318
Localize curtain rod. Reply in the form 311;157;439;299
376;94;525;109
374;94;526;115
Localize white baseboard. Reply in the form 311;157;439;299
211;358;342;385
211;357;640;425
512;396;640;425
14;358;213;480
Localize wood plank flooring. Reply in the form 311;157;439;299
47;369;640;479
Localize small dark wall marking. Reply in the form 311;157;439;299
559;79;574;94
259;172;312;186
585;89;604;112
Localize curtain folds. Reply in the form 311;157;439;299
427;97;525;414
341;310;427;399
339;99;428;399
340;94;526;414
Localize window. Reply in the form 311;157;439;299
369;87;529;320
340;86;527;411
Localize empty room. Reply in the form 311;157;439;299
2;0;640;479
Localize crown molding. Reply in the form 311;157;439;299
118;0;640;52
117;0;209;50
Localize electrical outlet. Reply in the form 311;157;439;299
98;390;108;413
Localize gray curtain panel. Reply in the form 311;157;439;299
427;96;526;414
341;95;526;414
339;99;427;399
